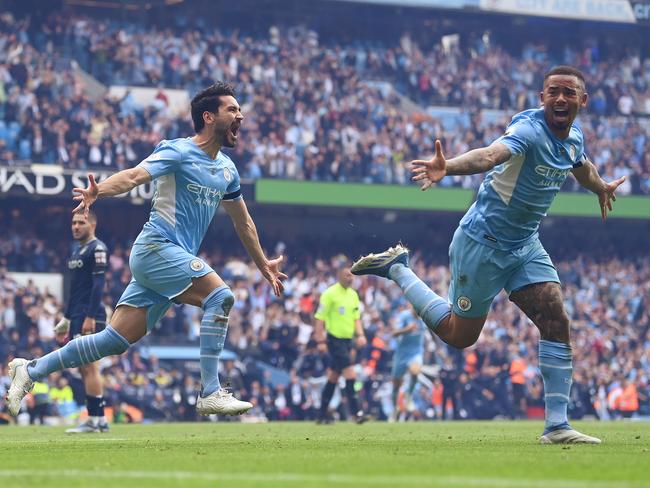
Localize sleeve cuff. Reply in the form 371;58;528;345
137;161;155;178
223;189;242;200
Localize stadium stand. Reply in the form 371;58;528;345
0;0;648;425
0;9;649;193
1;228;648;423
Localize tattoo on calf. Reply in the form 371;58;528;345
509;282;570;343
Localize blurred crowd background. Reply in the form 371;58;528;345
1;212;648;424
0;4;649;193
0;0;648;425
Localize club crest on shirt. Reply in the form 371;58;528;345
457;296;472;312
190;259;205;272
223;167;232;182
569;145;576;160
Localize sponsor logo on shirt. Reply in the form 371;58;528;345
534;165;571;188
68;259;84;269
186;183;224;207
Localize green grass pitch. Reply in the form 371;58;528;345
1;421;649;488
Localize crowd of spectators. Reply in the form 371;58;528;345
46;11;650;117
1;3;648;423
0;10;649;194
1;235;648;424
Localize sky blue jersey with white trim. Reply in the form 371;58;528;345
135;137;242;255
459;108;585;251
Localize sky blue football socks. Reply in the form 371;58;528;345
27;326;130;381
539;339;573;433
389;264;451;331
200;285;234;397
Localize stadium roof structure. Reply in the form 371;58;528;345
63;0;183;9
328;0;639;23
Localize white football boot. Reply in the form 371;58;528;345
196;389;252;416
351;244;409;278
539;428;602;444
6;358;34;416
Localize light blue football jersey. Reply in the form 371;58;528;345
135;138;242;255
460;108;585;251
395;309;425;352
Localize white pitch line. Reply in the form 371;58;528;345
0;470;646;488
1;438;130;444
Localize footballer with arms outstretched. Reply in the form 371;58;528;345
351;66;625;444
7;82;287;417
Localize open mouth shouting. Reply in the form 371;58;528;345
230;123;240;140
553;107;570;124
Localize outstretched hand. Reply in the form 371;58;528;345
72;173;99;216
598;176;626;220
263;255;288;297
410;139;447;191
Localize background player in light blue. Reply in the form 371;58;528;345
352;66;625;444
389;303;426;422
7;82;287;417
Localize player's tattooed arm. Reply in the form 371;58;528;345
445;141;511;176
410;140;511;191
73;168;151;214
571;158;626;220
222;198;288;297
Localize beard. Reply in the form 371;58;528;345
217;126;237;148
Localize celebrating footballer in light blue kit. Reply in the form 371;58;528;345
461;107;585;252
390;306;426;421
450;106;584;319
6;82;287;419
118;137;243;331
352;66;625;443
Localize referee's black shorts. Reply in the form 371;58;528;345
327;334;353;372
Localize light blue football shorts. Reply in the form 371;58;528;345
391;351;423;378
117;238;214;331
448;227;560;318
